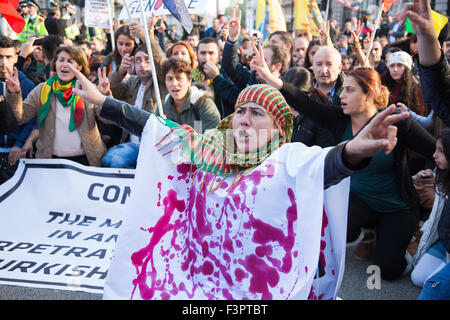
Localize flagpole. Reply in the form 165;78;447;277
364;2;384;66
123;0;140;44
137;0;164;117
325;0;330;22
107;0;115;52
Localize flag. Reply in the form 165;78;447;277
0;0;26;33
256;0;266;32
405;9;448;37
382;0;399;13
162;0;193;33
268;0;286;33
336;0;363;12
294;0;323;37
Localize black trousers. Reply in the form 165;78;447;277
347;192;417;280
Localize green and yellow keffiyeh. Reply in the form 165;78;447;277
159;84;293;176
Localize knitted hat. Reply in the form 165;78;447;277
168;85;294;176
218;84;293;143
387;51;413;70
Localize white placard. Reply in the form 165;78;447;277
0;159;135;294
118;0;207;20
85;0;112;28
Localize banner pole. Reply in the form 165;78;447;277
137;0;165;117
123;0;140;44
107;0;115;52
364;2;384;66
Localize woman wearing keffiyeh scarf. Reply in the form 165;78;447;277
66;62;408;300
5;46;106;166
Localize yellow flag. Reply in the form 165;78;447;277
431;10;448;36
268;0;287;32
405;9;448;37
294;0;323;37
256;0;266;31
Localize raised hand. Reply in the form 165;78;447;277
228;8;241;42
5;67;21;94
129;21;145;41
319;21;332;47
401;0;440;66
118;53;134;74
68;63;106;106
250;44;283;90
202;61;220;79
401;0;435;38
97;67;110;95
344;105;410;165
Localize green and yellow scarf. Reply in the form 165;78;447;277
39;76;84;131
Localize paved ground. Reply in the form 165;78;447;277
0;246;421;300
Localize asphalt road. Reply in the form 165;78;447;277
0;246;421;301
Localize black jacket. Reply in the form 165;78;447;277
280;82;436;220
418;51;450;127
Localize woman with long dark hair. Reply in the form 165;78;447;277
254;49;436;280
101;25;137;76
411;129;450;299
382;50;426;116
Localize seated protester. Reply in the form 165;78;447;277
281;67;335;148
222;11;288;90
256;54;436;280
411;129;450;299
0;35;36;184
162;58;220;133
191;37;241;118
5;46;107;166
100;43;167;169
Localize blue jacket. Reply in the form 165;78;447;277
0;71;37;149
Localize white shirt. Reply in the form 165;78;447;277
53;99;85;157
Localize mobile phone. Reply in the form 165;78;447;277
33;39;43;46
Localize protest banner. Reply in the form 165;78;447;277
84;0;111;29
118;0;206;21
0;159;134;294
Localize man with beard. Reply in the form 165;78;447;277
191;37;240;118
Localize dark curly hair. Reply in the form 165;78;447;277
382;65;423;115
162;58;192;79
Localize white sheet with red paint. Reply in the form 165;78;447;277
103;115;349;300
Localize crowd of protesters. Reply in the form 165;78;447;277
0;0;449;300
